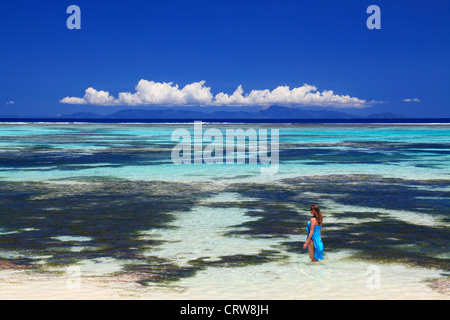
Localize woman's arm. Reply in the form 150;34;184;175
303;218;316;249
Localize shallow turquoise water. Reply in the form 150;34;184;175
0;123;449;182
0;123;448;297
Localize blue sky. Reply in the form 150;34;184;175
0;0;449;117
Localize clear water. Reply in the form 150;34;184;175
0;123;449;298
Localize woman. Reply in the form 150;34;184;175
303;205;324;262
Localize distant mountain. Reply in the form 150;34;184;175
108;109;215;119
58;106;362;120
365;112;406;119
59;112;104;119
255;105;359;119
2;106;409;120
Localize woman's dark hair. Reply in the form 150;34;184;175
310;205;323;225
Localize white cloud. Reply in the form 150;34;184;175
59;97;87;104
214;84;368;108
402;98;421;102
60;79;371;108
5;101;15;105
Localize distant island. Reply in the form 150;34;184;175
32;105;408;120
2;106;449;123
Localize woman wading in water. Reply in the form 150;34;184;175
303;205;324;262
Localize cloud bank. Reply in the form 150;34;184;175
60;80;371;108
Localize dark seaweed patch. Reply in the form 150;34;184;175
189;250;286;268
1;174;448;275
0;179;211;269
122;257;202;284
280;147;411;164
0;147;174;170
226;175;450;271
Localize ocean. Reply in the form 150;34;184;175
0;119;449;299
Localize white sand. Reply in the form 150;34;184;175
1;256;448;300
